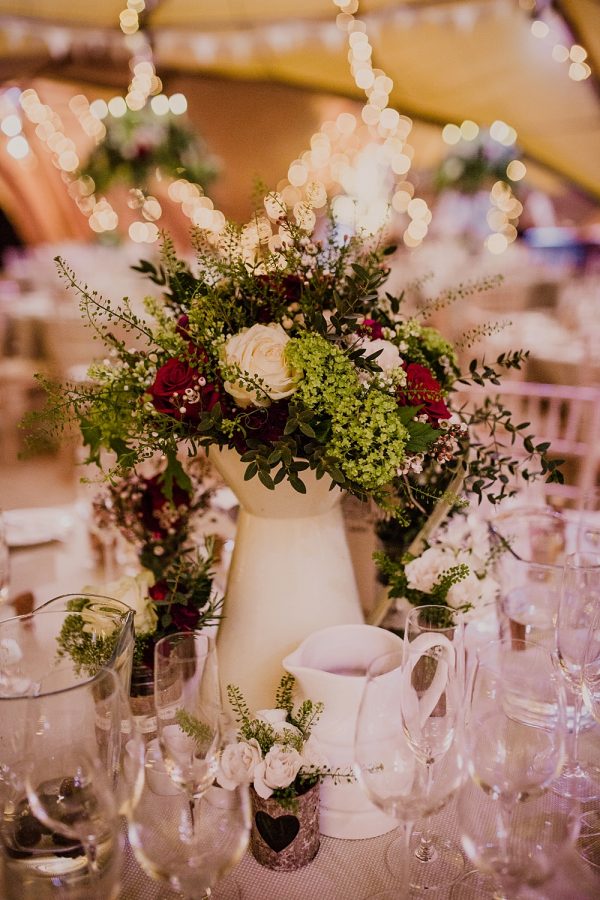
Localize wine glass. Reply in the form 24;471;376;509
8;667;143;900
154;631;222;835
578;489;600;554
354;648;463;900
554;551;600;801
402;605;465;891
0;509;9;605
582;604;600;724
454;780;579;899
127;741;250;900
452;637;569;898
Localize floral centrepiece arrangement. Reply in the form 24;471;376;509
217;674;347;869
58;459;222;675
39;192;561;525
432;128;522;196
376;510;500;628
80;106;218;195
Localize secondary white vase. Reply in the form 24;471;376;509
283;624;403;839
208;446;363;711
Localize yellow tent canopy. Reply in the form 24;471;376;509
0;0;599;199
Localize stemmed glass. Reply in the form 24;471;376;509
154;631;222;837
576;605;600;872
554;551;600;801
354;648;463;900
127;748;250;900
402;605;465;891
452;638;570;898
577;489;600;554
9;667;143;900
582;604;600;723
0;508;9;605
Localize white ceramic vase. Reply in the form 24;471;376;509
208;446;363;711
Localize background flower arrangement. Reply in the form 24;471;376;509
80;106;219;194
58;458;222;674
34;191;562;528
432;129;521;196
375;510;500;628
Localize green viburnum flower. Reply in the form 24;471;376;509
330;390;407;490
286;332;407;492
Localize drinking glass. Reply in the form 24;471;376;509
402;605;465;891
452;637;569;898
154;632;222;836
0;509;9;605
127;750;250;900
554;551;600;801
1;667;143;900
454;782;579;899
582;604;600;723
354;648;463;900
578;489;600;554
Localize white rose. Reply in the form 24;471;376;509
404;547;455;594
222;323;302;408
255;708;302;739
354;337;403;376
253;744;303;799
217;739;262;789
82;571;157;636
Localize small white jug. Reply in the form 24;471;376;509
283;623;403;839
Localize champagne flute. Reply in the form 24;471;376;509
452;637;569;898
402;604;465;891
582;604;600;724
578;489;600;554
354;648;463;900
0;509;9;605
154;632;222;836
577;607;600;872
554;551;600;801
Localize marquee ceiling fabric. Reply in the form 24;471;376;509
1;0;599;199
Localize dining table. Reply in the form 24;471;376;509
2;500;600;899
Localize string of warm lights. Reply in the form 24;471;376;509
0;88;28;161
271;2;430;245
530;17;591;81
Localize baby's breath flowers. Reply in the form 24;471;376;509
33;191;562;523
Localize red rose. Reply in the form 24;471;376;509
148;358;220;421
149;580;169;603
170;603;201;632
398;363;450;424
357;318;384;340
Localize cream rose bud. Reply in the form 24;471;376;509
217;739;262;790
222;323;302;408
253;745;304;799
255;708;302;739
